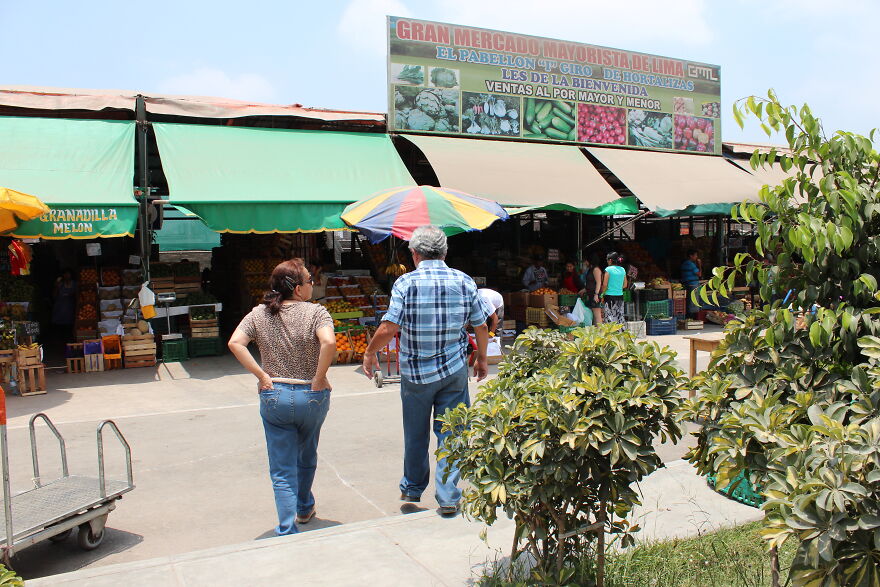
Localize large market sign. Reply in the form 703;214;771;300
388;17;721;154
9;206;138;239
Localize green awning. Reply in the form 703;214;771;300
0;117;137;238
506;196;638;216
154;208;222;251
153;124;414;233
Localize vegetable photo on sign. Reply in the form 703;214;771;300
391;63;424;85
578;103;626;145
429;67;459;89
461;92;521;137
673;114;715;152
522;98;576;141
393;85;460;132
627;109;674;149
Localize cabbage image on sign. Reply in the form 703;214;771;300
387;16;722;154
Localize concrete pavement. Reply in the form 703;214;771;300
28;460;762;586
6;325;724;581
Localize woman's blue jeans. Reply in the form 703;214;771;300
259;383;330;535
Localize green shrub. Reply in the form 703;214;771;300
440;324;686;584
683;91;880;586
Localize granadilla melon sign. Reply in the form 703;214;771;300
388;17;722;154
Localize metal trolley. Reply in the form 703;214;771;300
373;333;401;388
0;391;134;564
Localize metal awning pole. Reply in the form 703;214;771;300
136;95;151;283
583;210;652;251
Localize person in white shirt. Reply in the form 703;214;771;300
478;288;504;335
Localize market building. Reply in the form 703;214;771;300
0;20;801;386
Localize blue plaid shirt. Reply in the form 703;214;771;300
383;260;490;384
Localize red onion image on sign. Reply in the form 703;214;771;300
674;115;715;152
577;103;626;145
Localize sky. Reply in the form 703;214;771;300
1;0;876;145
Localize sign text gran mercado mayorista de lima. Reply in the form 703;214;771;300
388;17;722;155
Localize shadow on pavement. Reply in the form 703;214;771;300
11;526;144;580
254;517;342;541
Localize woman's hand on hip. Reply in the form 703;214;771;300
257;372;273;391
311;375;331;392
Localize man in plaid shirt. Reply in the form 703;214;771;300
364;225;490;515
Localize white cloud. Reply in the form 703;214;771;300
431;0;713;47
156;68;278;103
338;0;412;56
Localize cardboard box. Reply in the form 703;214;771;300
529;293;559;308
545;305;576;327
501;292;512;307
509;292;530;308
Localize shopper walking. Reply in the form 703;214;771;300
228;259;336;535
601;252;628;325
363;225;490;515
579;253;604;325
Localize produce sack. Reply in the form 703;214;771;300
138;284;157;320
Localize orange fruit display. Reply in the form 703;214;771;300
335;332;351;351
349;331;368;354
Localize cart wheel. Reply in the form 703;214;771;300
49;529;72;543
77;523;105;550
374;371;383;388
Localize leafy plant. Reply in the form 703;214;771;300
682;90;880;586
440;324;685;585
0;565;23;587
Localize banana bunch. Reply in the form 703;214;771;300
17;343;38;350
384;263;408;277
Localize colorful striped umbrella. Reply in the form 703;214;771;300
341;185;509;243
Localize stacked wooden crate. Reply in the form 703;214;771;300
122;333;157;368
15;345;46;395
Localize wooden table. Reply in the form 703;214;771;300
683;333;725;392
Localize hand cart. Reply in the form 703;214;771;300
373;333;401;388
0;389;134;565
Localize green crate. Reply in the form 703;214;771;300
643;299;672;319
706;471;764;508
187;336;223;358
558;294;579;306
622;290;632;302
162;339;188;363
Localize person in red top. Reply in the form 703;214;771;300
561;261;581;292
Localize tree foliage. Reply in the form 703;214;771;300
683;90;880;586
440;324;685;584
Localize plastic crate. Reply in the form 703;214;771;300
188;336;224;358
625;302;640;321
643;299;672;319
622;290;632;302
558;294;579;307
625;321;646;339
162;339;188;363
641;288;670;302
646;317;676;335
673;298;687;316
706;471;764;508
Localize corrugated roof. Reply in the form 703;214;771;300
0;85;385;123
